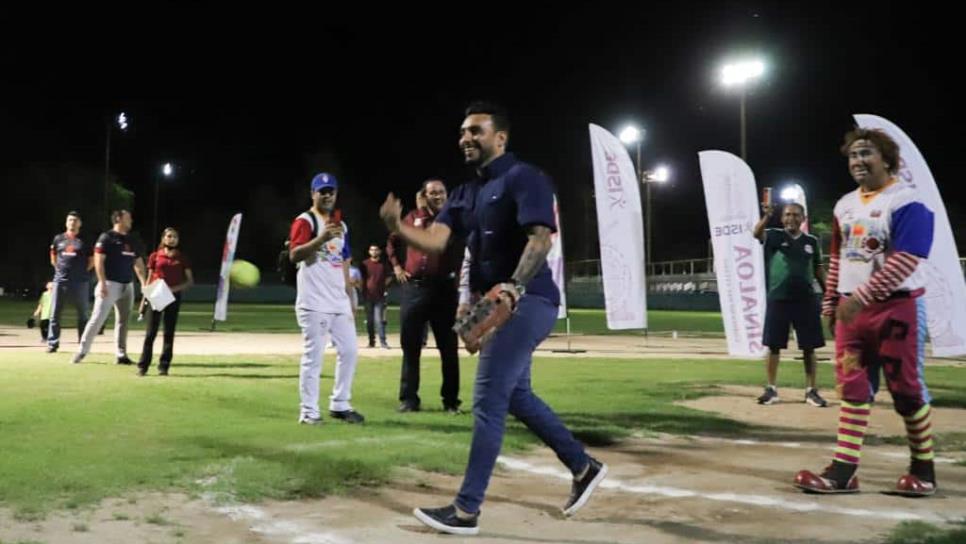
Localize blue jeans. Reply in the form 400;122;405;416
365;299;387;345
455;295;589;514
47;281;90;348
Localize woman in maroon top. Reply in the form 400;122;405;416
137;228;194;376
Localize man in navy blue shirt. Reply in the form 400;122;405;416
72;210;147;365
46;211;93;353
381;102;607;536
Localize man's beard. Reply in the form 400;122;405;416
464;145;490;167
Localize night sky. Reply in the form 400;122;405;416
3;4;961;286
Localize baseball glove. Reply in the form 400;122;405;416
452;282;521;354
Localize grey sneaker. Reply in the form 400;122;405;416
71;352;86;364
805;388;828;407
757;386;779;405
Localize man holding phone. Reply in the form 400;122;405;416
288;173;365;425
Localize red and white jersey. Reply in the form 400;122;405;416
289;212;352;314
831;181;932;294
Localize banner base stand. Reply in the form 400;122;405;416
551;317;586;353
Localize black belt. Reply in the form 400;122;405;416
410;274;456;285
410;277;448;285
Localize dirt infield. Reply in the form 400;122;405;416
3;326;748;359
2;327;965;543
6;325;965;366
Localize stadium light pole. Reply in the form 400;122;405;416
619;125;648;258
720;59;765;161
641;165;670;269
104;112;129;227
619;126;670;269
153;162;174;243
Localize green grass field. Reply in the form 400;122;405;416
1;348;965;520
0;351;745;517
0;299;727;336
3;299;965;542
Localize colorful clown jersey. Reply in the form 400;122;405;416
827;180;934;302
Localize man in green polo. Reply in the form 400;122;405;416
754;202;828;407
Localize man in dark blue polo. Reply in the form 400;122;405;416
72;210;147;365
380;102;606;536
46;210;93;353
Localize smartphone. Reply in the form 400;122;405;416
761;186;772;207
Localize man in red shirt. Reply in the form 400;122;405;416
360;244;391;348
386;179;464;413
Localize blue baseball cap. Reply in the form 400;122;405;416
310;173;338;192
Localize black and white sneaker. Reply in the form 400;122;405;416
413;505;479;536
563;456;608;517
329;409;365;424
805;388;828;408
757;386;779;405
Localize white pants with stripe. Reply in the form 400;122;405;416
296;309;358;417
77;280;135;358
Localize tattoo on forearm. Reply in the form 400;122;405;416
511;226;552;286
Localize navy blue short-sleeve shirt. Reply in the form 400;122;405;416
436;153;559;305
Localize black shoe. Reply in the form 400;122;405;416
397;402;421;413
116;356;135;366
158;369;169;376
329;409;365;423
46;345;58;353
368;341;376;348
413;505;479;536
136;368;147;377
805;388;828;408
443;402;463;415
563;456;608;517
757;385;779;405
910;459;936;485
